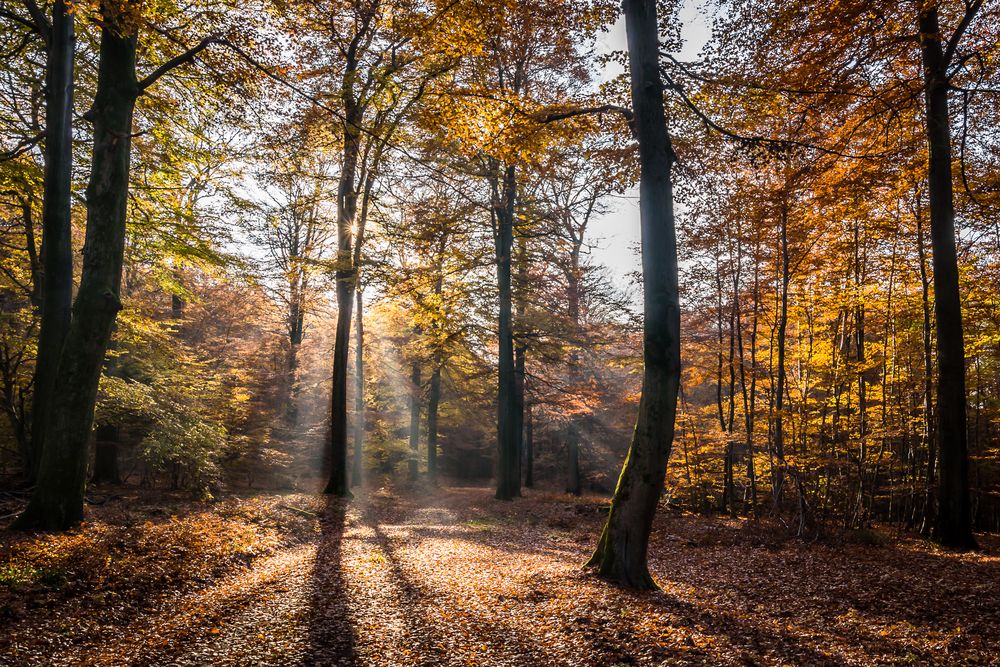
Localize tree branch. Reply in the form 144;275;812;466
137;35;221;93
534;104;634;124
0;131;45;162
943;0;983;71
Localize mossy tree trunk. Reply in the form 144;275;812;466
585;0;680;589
14;21;138;530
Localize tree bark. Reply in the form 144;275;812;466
408;360;421;481
427;363;441;480
28;0;75;483
772;200;790;508
566;258;582;496
324;60;362;497
916;205;936;535
494;164;520;500
14;21;138;530
524;401;533;488
585;0;681;589
351;289;365;486
917;2;976;549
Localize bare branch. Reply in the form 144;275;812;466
137;35;221;93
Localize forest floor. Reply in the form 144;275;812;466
0;483;998;666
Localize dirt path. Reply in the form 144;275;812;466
13;486;1000;666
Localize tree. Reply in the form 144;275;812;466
585;0;681;589
14;1;226;530
26;0;75;484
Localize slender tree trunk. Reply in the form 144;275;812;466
514;343;525;483
494;165;520;500
351;289;364;486
91;424;121;485
772;201;790;508
524;401;533;488
513;236;527;481
286;296;303;425
427;363;441;480
917;3;976;549
14;22;138;530
28;0;75;483
739;237;761;514
585;0;681;589
408;360;421;481
853;222;868;527
427;261;445;481
566;263;582;495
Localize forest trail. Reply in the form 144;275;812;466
8;486;1000;667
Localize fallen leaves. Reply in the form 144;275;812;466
1;486;997;666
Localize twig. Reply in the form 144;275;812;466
279;504;318;518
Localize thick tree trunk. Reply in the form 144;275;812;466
14;24;138;530
494;164;520;500
408;360;421;481
585;0;681;589
351;289;364;486
917;3;976;549
326;274;354;496
28;0;75;483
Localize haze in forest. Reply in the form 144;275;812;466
1;0;998;664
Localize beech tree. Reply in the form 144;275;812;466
14;0;238;530
586;0;681;589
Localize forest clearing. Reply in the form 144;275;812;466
2;0;1000;664
2;484;998;666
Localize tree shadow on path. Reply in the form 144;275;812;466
304;495;356;666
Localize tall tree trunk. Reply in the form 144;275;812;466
28;0;75;483
427;264;448;481
408;360;421;481
324;84;361;497
494;164;520;500
427;363;441;480
351;289;364;486
916;207;936;534
917;3;976;549
566;262;582;496
772;200;790;508
524;400;533;488
14;22;138;530
585;0;681;589
853;221;868;527
739;235;761;514
286;295;303;425
513;236;527;481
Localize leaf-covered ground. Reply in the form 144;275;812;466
1;486;997;666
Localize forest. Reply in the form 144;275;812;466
0;0;998;664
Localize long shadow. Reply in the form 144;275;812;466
303;495;356;666
365;507;548;665
379;489;987;664
368;497;843;665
